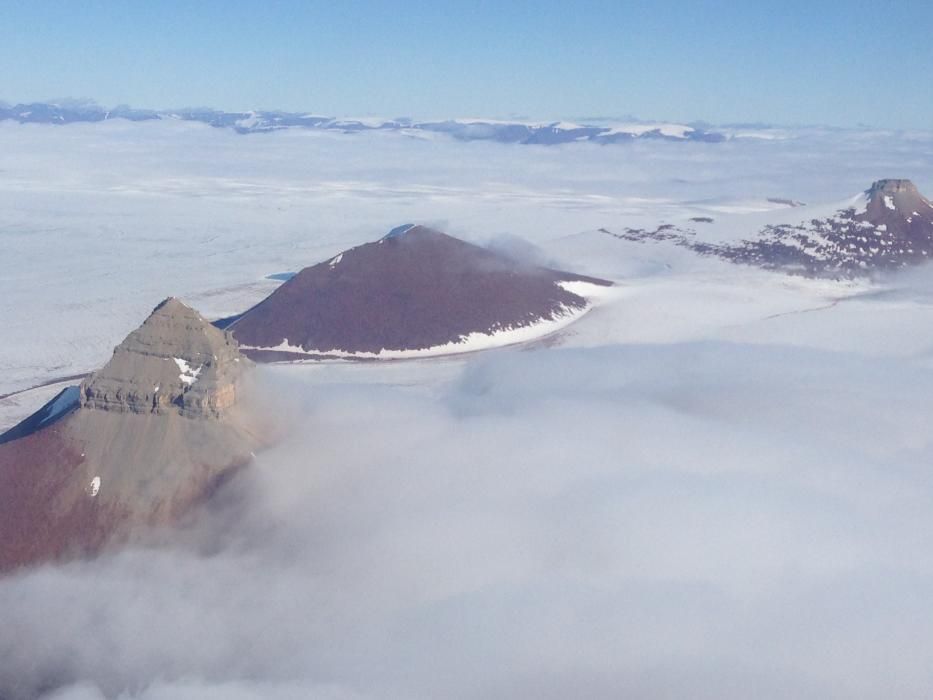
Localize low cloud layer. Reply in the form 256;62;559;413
4;337;933;699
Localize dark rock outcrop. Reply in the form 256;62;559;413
729;179;933;274
607;179;933;277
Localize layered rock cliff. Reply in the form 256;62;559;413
0;298;260;573
80;297;246;418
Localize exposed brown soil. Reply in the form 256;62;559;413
230;225;611;356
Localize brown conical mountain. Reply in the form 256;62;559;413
0;298;259;573
229;225;612;359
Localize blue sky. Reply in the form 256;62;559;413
2;0;932;128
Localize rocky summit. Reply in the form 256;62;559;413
0;298;259;573
80;297;246;419
727;178;933;274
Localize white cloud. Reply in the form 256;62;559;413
5;335;933;698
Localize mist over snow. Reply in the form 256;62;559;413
5;336;933;698
3;120;933;698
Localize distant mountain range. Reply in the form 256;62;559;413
0;100;726;143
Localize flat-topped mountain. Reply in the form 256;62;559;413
729;179;933;274
0;298;259;573
229;225;613;360
862;179;931;225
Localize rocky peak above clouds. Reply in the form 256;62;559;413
0;298;259;572
80;297;248;419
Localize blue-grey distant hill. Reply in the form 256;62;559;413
0;101;726;144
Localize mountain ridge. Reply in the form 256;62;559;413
0;100;726;143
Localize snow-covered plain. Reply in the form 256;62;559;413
0;119;930;404
3;120;933;699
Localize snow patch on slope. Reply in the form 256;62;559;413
557;280;617;301
383;223;416;240
173;358;203;385
241;303;600;360
599;123;694;138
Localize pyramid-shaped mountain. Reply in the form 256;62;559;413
229;225;612;359
80;297;246;418
0;298;259;573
